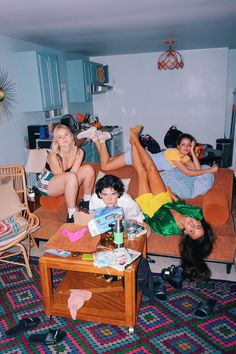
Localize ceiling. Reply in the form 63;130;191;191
1;0;236;56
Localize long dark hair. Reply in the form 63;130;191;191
179;219;215;281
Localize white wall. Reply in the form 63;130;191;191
0;36;45;165
92;48;228;150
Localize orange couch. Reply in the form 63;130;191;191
32;163;236;273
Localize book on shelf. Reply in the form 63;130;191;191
93;247;141;271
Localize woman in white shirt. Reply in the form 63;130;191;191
89;174;144;223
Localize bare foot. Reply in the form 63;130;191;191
134;125;143;135
129;127;139;145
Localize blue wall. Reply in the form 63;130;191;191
0;35;93;166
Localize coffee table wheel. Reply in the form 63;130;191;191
46;315;52;321
128;327;134;334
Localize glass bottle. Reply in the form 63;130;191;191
113;216;124;248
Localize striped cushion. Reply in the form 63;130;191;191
0;214;29;245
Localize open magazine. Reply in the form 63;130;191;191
93;247;141;271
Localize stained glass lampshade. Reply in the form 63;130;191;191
158;40;184;70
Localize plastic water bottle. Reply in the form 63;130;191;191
113;216;124;248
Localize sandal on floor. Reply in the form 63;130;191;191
29;329;67;345
193;299;218;319
5;317;41;337
153;275;167;301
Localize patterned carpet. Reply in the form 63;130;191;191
0;257;236;354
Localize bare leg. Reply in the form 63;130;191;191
130;127;167;195
131;143;151;195
99;142;127;171
48;172;78;208
76;164;95;195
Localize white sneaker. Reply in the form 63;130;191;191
76;126;97;140
96;131;112;142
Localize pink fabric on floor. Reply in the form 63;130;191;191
67;289;92;320
60;227;88;242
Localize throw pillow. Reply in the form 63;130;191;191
202;188;229;226
0;180;25;221
95;171;131;193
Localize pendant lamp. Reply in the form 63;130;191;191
158;40;184;70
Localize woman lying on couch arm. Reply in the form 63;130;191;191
129;125;215;281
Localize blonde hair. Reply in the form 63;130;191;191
50;124;75;154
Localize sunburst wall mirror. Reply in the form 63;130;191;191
0;66;17;123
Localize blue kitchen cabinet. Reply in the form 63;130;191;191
15;51;62;112
67;59;92;102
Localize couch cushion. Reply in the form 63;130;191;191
39;195;66;211
95;170;131;193
147;232;180;257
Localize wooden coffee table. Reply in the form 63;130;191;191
39;228;147;333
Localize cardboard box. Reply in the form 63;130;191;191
88;207;124;236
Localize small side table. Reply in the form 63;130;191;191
28;194;41;212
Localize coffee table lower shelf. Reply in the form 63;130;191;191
42;269;143;331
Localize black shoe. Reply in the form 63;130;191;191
161;265;183;289
78;199;90;213
152;275;167;301
66;214;74;223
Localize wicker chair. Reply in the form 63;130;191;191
0;164;39;278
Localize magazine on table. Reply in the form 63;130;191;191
93;247;141;271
